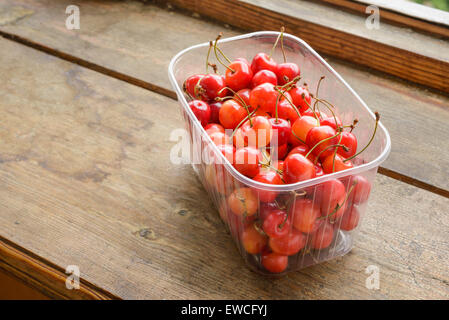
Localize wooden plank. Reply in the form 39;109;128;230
0;37;448;299
0;0;448;193
0;268;50;299
158;0;449;93
311;0;449;38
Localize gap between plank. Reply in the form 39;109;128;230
1;31;447;200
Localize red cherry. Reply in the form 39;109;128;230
188;100;211;126
234;147;261;178
350;175;371;204
310;222;334;249
261;252;288;273
250;83;290;114
208;131;229;146
320;179;347;220
302;109;326;119
268;118;291;146
289;116;319;146
339;205;360;231
225;61;253;91
291;198;321;234
287;144;316;163
269;229;306;256
321;116;343;131
253;170;283;202
251;53;277;74
283;153;316;184
205;123;225;135
208;101;223;123
322;153;353;174
242;223;267;254
184;74;204;98
337;132;357;158
236;88;251;110
251;70;278;88
263;209;291;238
219;99;248;129
276;100;300;124
268;143;288;161
288;85;311;113
259;202;279;221
233;116;272;148
198;74;228;101
213;144;235;165
306;125;338;159
276;62;300;85
228;188;259;217
314;162;325;177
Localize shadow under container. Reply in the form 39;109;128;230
168;32;391;276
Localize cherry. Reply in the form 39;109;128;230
287;144;316;163
250;83;290;114
337;131;357;158
209;131;229;146
277;100;300;124
350;175;371;204
205;123;225;135
272;160;284;173
310;222;334;249
268;143;288;161
276;62;300;85
219;99;248;129
198;74;228;101
268;118;291;146
242;223;267;254
288;85;312;114
234;147;261;178
208;101;223;123
261;252;288;273
233;116;273;148
320;179;347;220
322;153;353;174
283;153;316;184
302;109;326;119
263;209;291;238
291;198;321;234
236;88;251;110
251;70;278;88
314;162;325;177
213;144;235;165
251;52;278;74
225;60;253;91
259;202;279;221
228;188;259;217
321;116;342;131
253;170;283;202
184;74;204;99
290;116;319;145
306;125;338;159
269;229;306;256
188;100;211;126
339;205;360;231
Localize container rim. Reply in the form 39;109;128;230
168;31;391;192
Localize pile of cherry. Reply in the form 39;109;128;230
183;32;379;274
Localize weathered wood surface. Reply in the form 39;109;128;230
313;0;449;38
0;37;448;299
160;0;449;93
1;0;448;193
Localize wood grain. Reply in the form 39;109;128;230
0;0;448;192
0;37;448;299
311;0;449;38
158;0;449;93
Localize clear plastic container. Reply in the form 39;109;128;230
168;32;391;275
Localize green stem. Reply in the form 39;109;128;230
343;112;380;162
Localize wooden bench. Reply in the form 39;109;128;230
0;0;448;299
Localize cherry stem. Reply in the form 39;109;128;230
343;112;380;162
269;26;285;59
319;181;357;221
312;96;338;128
301;94;321;124
350;119;359;133
276;75;301;90
305;130;342;160
206;41;213;73
219;86;253;126
280;27;286;63
274;87;301;118
332;134;344;172
290;129;306;145
213;34;235;73
230;107;259;140
313;143;348;165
